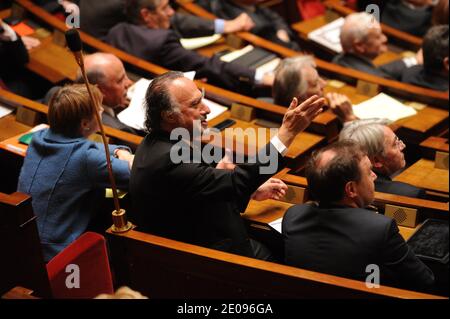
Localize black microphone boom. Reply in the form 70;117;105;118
64;28;132;233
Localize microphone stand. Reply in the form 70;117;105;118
67;29;132;233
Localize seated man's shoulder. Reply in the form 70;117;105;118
332;53;346;65
107;22;174;45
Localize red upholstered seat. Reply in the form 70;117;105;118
297;0;326;20
46;232;114;299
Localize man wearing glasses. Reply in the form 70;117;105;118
339;119;426;199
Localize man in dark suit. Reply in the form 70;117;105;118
196;0;300;50
282;140;435;292
80;0;254;40
333;12;421;80
339;119;426;198
0;19;29;91
106;0;272;94
402;25;449;92
0;19;48;99
381;0;434;37
129;71;324;260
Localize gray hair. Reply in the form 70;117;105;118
339;118;390;158
273;55;315;106
340;12;380;53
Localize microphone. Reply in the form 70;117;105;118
65;28;132;233
65;28;83;67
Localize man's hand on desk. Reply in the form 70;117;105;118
224;13;255;34
277;95;325;148
251;178;288;201
326;92;359;123
276;29;290;43
22;36;41;50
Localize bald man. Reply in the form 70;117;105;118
81;53;143;136
282;140;435;292
333;12;421;80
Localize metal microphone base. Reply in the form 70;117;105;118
111;209;134;233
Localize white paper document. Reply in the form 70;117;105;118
307;17;344;53
119;74;227;131
269;217;283;234
352;93;418;122
180;34;222;50
0;103;14;119
256;58;281;75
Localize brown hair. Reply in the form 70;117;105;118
306;140;366;204
48;84;102;137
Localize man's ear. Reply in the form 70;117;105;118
372;155;384;169
161;111;177;124
353;40;366;55
140;8;155;27
344;181;358;199
444;57;449;73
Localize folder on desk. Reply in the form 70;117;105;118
18;132;34;145
220;45;278;70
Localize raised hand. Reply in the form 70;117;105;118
277;95;325;148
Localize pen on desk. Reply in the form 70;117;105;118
6;144;26;154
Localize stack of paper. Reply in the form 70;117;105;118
307;17;344;53
352;93;418;122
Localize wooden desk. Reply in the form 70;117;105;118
0;114;30;141
0;9;11;19
27;34;79;83
0;129;29;157
420;136;449;160
394;159;449;196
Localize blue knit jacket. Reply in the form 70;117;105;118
18;128;131;261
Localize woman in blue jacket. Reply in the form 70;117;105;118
18;84;134;262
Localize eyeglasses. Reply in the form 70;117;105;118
394;135;405;149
